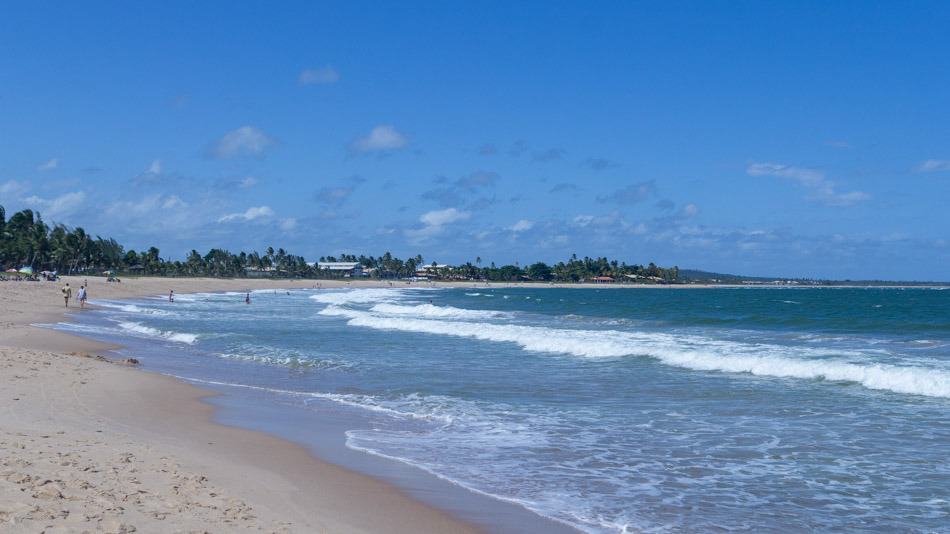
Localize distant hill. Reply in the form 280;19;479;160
678;269;947;286
678;269;787;283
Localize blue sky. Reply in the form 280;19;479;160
1;1;948;280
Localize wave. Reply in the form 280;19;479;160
309;288;408;305
216;353;346;369
171;373;589;531
369;303;509;320
320;307;950;398
92;301;174;316
116;321;198;344
215;346;352;370
170;376;457;424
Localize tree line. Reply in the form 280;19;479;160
0;206;679;282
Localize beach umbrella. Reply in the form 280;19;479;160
5;268;18;273
18;266;34;275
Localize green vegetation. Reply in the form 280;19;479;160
0;206;679;282
322;253;679;283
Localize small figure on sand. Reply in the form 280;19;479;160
169;290;174;302
245;292;251;304
62;283;72;308
78;285;87;308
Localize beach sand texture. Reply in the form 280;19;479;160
1;276;481;533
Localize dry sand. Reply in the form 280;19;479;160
0;276;484;533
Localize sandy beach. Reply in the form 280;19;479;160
0;276;485;533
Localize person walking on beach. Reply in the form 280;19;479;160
169;290;174;302
78;284;87;308
62;283;72;308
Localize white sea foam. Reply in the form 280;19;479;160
309;288;408;305
117;321;198;344
171;376;457;424
92;301;173;316
320;307;950;398
369;303;508;320
216;346;352;370
216;353;340;368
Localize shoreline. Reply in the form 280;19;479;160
5;276;944;532
0;276;511;532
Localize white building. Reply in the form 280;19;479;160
315;262;363;276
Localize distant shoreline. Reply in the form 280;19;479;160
17;275;946;291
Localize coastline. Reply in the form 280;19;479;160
0;276;496;532
5;276;941;532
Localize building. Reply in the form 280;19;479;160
245;266;275;278
315;262;363;277
624;274;666;283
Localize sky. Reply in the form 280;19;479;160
1;1;949;280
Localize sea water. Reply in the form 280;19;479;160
50;286;950;533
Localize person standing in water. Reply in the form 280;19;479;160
245;292;251;304
78;285;87;308
169;290;174;302
62;283;72;308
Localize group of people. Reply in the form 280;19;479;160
62;284;257;309
61;282;88;308
168;288;252;304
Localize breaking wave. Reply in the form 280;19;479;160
92;301;174;316
369;302;509;320
309;288;408;306
116;321;198;344
215;347;352;370
319;306;950;398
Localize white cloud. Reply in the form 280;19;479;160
539;234;569;248
315;185;355;206
106;194;187;217
406;208;471;243
38;158;58;171
23;191;86;219
916;159;950;173
572;213;623;228
162;195;186;209
102;194;197;234
0;179;29;197
572;215;595;227
596;181;656;205
509;219;534;233
299;66;339;85
279;217;298;231
214;126;274;159
747;163;824;184
147;159;162;174
218;205;275;223
420;207;470;226
350;125;408;153
747;162;869;206
682;203;700;217
239;176;258;188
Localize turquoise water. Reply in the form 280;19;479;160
54;286;950;533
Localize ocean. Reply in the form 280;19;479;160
49;286;950;533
